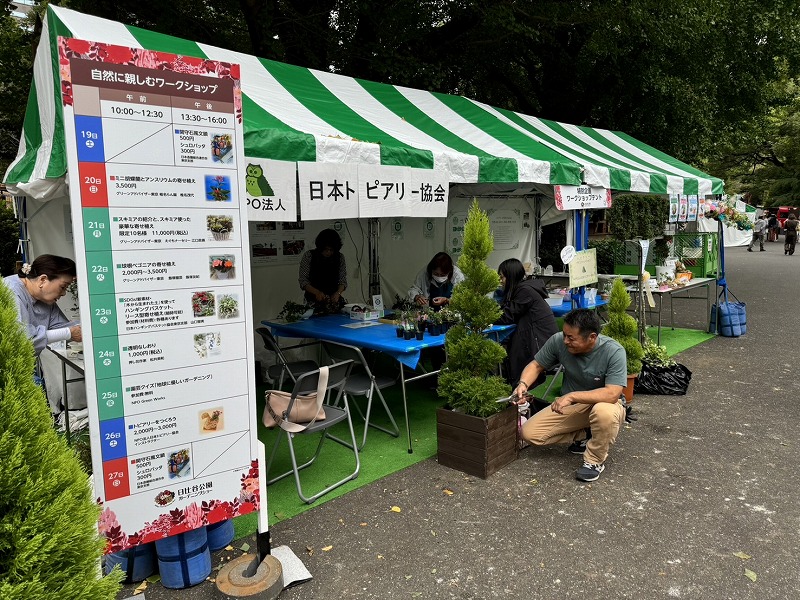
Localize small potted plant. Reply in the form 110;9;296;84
602;278;644;402
429;309;444;335
277;300;308;323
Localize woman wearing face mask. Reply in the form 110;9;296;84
3;254;82;357
408;252;464;309
494;258;558;387
299;228;347;312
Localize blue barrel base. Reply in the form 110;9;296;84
155;528;212;589
207;519;235;552
104;542;157;583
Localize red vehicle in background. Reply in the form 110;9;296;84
775;206;799;233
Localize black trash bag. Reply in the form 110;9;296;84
634;362;692;395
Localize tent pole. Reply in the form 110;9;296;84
368;218;381;297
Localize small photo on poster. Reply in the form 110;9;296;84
193;331;221;359
167;448;191;479
283;239;305;256
678;196;688;222
210;254;236;280
207;215;234;241
217;293;240;319
210;132;234;164
252;242;278;257
191;290;215;317
199;408;224;433
282;221;305;231
255;222;277;231
205;175;232;202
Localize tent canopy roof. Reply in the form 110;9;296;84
5;6;724;200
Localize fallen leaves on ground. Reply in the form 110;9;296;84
390;506;402;513
744;568;757;582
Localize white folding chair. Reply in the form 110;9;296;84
322;341;400;450
265;360;359;504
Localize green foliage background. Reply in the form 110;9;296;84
0;284;122;599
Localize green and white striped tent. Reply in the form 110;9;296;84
5;5;723;201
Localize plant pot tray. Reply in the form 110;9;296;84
436;406;517;479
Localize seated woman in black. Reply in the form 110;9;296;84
495;258;558;387
298;229;347;313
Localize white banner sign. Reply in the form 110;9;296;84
298;162;359;220
554;185;612;210
244;157;297;222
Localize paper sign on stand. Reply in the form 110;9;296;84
568;248;598;289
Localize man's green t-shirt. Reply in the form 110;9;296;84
534;333;627;394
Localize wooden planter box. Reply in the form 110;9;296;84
436;405;518;479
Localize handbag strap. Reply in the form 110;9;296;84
278;366;330;433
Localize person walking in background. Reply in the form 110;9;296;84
767;212;779;242
748;214;767;252
784;213;799;255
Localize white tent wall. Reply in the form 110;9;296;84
248;190;561;376
697;217;752;247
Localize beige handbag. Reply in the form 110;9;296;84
262;366;329;433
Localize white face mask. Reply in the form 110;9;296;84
432;274;449;284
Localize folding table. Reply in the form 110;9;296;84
262;314;514;453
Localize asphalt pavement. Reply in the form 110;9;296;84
121;239;799;600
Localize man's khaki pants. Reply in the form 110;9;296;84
521;400;626;465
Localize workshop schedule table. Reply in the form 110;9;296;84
60;38;258;550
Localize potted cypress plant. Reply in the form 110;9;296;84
602;278;644;402
436;201;517;478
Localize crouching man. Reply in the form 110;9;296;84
514;309;627;482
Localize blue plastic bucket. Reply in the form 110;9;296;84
155;528;211;589
206;519;235;551
104;542;157;583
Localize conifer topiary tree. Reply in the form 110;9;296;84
438;200;511;417
0;283;122;599
602;278;644;375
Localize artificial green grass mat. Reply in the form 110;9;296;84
233;326;714;539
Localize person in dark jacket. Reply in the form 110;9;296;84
495;258;559;387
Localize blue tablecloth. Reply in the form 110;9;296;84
262;314;514;369
551;297;608;317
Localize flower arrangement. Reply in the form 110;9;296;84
703;201;753;230
217;294;239;318
207;215;234;240
192;291;215;317
211;257;234;273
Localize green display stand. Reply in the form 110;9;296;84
613;233;718;278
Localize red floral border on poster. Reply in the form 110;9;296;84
57;37;243;123
98;460;259;553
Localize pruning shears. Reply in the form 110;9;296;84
496;390;534;403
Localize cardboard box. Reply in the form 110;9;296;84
349;307;383;321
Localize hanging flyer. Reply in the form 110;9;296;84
678;196;689;222
669;194;679;223
59;38;259;552
687;195;698;221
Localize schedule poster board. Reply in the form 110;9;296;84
59;38;259;553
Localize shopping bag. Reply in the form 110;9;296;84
262;390;326;429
